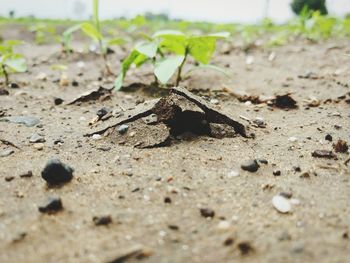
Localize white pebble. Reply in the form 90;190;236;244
227;170;240;178
210;99;219;105
288;136;298;142
92;134;102;140
217;220;231;230
272;195;291;213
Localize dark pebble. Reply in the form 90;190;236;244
325;134;332;141
38;197;63;214
8;83;19;89
223;237;234;246
164;197;172;203
71;80;79;87
41;159;74;186
168;225;179;230
200;208;215;218
96;107;110;118
54;139;64;145
237;242;254;255
54;97;64;105
93;215;112;226
280;192;292;199
273;170;281;176
241;160;259;172
293;166;301;172
5;175;15;182
19;171;33;178
257;159;268;164
118;124;129;135
0;88;9;95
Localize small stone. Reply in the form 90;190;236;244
93;215;112;226
325;134;332;142
223;237;234;246
59;73;69;86
71;80;79;87
241;159;259;172
118;124;129;135
38;197;63;214
272;195;291;213
19;171;33;178
29;133;45;143
5;175;15;182
35;72;47;80
164;197;172;203
92;134;102;140
96;107;110;118
1;116;40;127
0;149;14;157
227;170;239;178
200;208;215;218
210;98;219;105
288;137;298;142
41;159;74;186
333;139;348;153
237;242;254;255
217;220;231;230
168;225;179;230
257;159;268;164
34;143;44;150
54;97;64;105
273;170;281;176
8;83;19;89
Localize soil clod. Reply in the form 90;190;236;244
67;86;112;105
272;94;297;109
41;159;74;186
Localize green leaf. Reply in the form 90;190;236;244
187;36;217;64
62;24;81;50
153;30;185;38
80;22;102;41
4;55;27;73
115;50;142;90
107;38;126;46
93;0;100;31
135;40;159;58
154;55;184;84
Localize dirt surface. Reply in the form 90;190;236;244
0;27;350;263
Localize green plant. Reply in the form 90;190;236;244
291;0;327;16
29;23;58;44
115;30;229;90
62;0;123;75
0;40;27;86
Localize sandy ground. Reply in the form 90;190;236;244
0;27;350;263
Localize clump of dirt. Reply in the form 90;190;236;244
87;87;249;148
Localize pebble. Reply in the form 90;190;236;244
0;116;40;127
325;134;332;142
93;215;112;226
34;143;44;150
288;137;298;142
217;220;231;230
241;159;259;172
41;159;74;186
35;72;47;80
272;195;291;213
92;134;102;140
227;169;240;178
210;98;219;105
200;208;215;218
96;107;110;118
54;97;64;105
273;170;281;176
0;149;14;157
29;133;45;143
38;197;63;214
118;124;129;135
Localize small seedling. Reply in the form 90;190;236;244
62;0;123;75
29;23;58;45
0;40;27;86
115;30;229;90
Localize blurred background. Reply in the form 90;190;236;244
1;0;350;23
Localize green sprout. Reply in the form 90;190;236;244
115;30;229;90
29;23;58;45
62;0;124;75
0;40;27;86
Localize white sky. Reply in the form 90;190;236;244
0;0;349;23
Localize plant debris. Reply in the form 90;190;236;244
85;87;249;148
333;140;348;153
